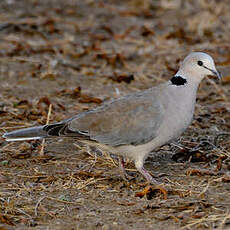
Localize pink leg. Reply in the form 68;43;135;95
135;159;160;184
119;156;133;181
138;167;160;184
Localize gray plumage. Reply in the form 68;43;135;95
2;52;221;183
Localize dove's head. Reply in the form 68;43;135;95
176;52;221;83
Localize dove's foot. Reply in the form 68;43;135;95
138;167;161;185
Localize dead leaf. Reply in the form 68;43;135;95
79;94;102;104
38;96;51;106
217;54;230;66
36;176;57;183
192;212;206;219
141;25;155;36
222;175;230;183
222;75;230;83
113;26;136;40
110;73;134;83
0;214;15;226
215;155;227;171
0;111;8;116
172;149;208;162
116;200;135;206
11;152;31;159
72;170;103;179
135;185;168;200
186;168;216;176
165;28;198;44
72;87;81;97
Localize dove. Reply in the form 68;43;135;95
2;52;221;184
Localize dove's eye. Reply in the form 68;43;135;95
197;61;203;66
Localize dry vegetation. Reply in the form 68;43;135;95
0;0;230;229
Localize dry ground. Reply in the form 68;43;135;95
1;0;230;229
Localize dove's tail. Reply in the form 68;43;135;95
2;125;47;141
2;121;76;142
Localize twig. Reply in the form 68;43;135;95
199;180;210;198
218;211;230;230
35;196;46;216
39;104;52;156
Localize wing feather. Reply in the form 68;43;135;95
68;89;164;146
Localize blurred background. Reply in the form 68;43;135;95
0;0;230;229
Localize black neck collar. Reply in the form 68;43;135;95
170;75;187;86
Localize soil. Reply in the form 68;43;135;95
1;0;230;229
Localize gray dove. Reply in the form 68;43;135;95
2;52;221;184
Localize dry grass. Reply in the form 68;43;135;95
0;0;230;229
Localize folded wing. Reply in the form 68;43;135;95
68;91;164;146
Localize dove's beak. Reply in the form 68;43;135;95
204;66;222;80
212;69;222;80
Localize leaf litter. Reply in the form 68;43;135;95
0;0;230;229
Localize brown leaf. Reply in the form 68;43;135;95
0;214;15;226
11;152;31;159
192;212;206;219
100;25;114;36
110;73;134;83
37;96;52;116
186;168;216;176
15;99;30;108
165;61;177;73
215;155;227;171
32;154;55;163
42;18;59;33
57;87;102;104
0;111;8;116
79;94;102;104
38;96;51;106
57;103;66;111
96;52;127;68
172;149;208;162
72;87;81;97
36;176;57;183
0;226;9;230
57;87;81;98
170;215;180;223
141;25;155;37
165;28;198;44
40;72;56;79
222;175;230;183
222;75;230;83
113;26;136;40
116;200;135;206
135;185;168;200
72;170;103;179
217;54;230;66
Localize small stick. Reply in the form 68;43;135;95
39;104;52;156
34;196;46;216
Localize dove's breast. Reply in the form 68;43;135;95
154;83;198;147
116;82;199;161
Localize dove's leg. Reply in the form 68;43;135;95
135;159;159;184
119;156;133;181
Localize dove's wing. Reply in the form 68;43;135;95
68;89;164;146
